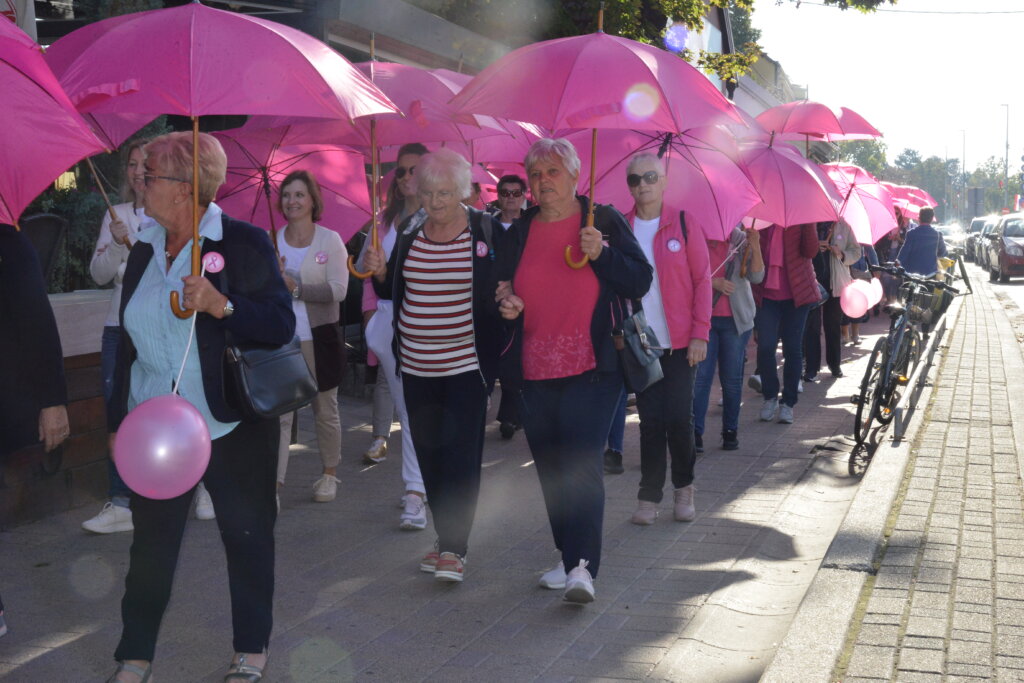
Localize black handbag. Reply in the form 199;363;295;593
613;307;665;394
224;335;318;421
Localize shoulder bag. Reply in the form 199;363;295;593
613;302;666;394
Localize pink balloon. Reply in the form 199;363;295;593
840;282;870;318
114;394;212;500
867;278;883;307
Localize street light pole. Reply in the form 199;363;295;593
961;129;966;222
1003;104;1010;211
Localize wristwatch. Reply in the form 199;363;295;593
222;298;235;318
291;284;301;299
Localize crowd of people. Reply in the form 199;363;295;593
1;129;949;683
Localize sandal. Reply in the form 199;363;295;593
225;651;267;682
107;661;152;683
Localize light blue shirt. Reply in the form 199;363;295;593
125;202;238;439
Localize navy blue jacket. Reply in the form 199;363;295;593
498;197;653;382
897;223;947;276
108;214;295;430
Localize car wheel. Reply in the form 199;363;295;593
1000;264;1010;283
990;266;998;281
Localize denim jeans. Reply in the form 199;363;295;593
694;316;752;436
636;351;697;503
606;388;627;453
755;298;811;407
101;326;132;507
520;371;622;578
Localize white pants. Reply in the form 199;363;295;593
366;301;424;495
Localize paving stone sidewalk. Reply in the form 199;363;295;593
836;271;1024;682
1;315;890;682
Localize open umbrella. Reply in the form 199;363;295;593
450;14;744;267
214;129;370;242
756;101;882;142
46;2;398;318
565;127;762;240
738;135;842;229
0;20;106;226
821;162;897;245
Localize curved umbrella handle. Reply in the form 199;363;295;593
564;246;589;269
348;254;374;280
169;291;193;319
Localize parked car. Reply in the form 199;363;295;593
936;223;966;258
977;217;1000;270
965;216;991;262
985;213;1024;282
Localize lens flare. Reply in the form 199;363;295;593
664;25;689;53
623;83;660;122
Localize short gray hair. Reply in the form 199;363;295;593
415;148;472;199
524;138;581;178
144;132;227;206
626;153;666;177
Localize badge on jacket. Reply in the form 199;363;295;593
315;251;328;264
667;239;682;253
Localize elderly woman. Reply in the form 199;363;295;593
106;132;294;683
620;153;712;526
693;224;764;453
359;142;430;532
364;148;504;583
498;139;652;603
274;170;349;504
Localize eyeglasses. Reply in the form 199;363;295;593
143;174;190;186
395;166;416;179
418;189;456;202
626;171;661;188
498;188;523;199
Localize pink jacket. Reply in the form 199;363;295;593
752;223;819;308
625;205;712;348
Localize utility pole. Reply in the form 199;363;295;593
961;129;966;222
1003;104;1010;211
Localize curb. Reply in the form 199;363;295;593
761;292;966;682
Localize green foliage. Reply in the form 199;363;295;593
809;0;897;12
25;185;107;294
894;148;922;170
837;139;888;178
729;2;761;46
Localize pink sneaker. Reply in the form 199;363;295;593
434;552;465;582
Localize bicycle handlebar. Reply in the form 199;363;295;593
869;263;960;295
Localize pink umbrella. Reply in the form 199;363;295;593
0;21;106;226
46;2;398;318
821;163;897;245
565;127;762;240
738;136;842;228
756;101;882;141
214;129;370;242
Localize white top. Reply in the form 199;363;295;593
278;238;313;341
90;203;152;327
633;216;670;348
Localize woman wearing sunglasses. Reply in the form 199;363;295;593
621;153;712;527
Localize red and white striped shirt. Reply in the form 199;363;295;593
398;228;479;377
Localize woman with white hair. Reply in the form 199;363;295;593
498;138;652;603
363;148;505;584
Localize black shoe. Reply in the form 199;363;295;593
603;448;624;474
694;433;704;454
721;430;739;451
499;421;517;440
802;372;818;383
830;368;844;379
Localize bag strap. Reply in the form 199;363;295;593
468;207;495;260
677;211;687;244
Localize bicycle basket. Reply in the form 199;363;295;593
907;287;933;324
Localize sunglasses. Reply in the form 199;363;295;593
395;166;416;179
143;174;189;186
626;171;661;188
498;189;523;198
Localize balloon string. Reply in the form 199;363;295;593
172;263;207;395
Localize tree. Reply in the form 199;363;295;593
729;2;760;46
894;148;922;171
837;139;888;178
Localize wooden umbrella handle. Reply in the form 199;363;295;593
170;118;201;319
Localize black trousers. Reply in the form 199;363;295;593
403;371;488;557
495;372;521;426
636;351;697;503
114;417;279;662
803;295;843;376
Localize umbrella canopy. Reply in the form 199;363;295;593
738;137;842;228
0;21;106;225
45;2;398;122
214;129;371;242
565;127;762;240
755;101;882;142
450;31;743;132
821;163;898;245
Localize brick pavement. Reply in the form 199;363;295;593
1;314;891;682
835;269;1024;682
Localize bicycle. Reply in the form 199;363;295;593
853;263;959;444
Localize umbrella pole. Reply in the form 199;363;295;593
565;127;597;269
170;117;200;319
262;168;279;255
348;35;378;280
85;156;133;249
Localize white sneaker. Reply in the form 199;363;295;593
778;403;794;424
194;483;215;520
362;437;388;465
748;374;762;393
312;474;339;503
759;398;778;422
798;379;804;394
81;502;133;534
399;493;427;530
563;560;595;604
539;560;566;590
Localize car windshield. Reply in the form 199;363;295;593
1003;219;1024;238
969;219;986;233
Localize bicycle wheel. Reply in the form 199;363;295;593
877;326;913;425
854;338;886;443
